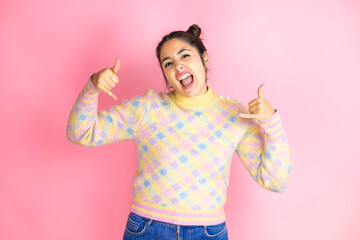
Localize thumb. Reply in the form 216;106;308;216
257;84;265;98
111;57;121;73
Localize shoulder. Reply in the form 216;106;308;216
218;94;239;104
120;89;157;109
216;93;248;113
132;88;157;102
133;89;171;107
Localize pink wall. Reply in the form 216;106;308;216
1;0;359;239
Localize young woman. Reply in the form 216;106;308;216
67;24;291;240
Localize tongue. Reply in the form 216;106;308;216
181;75;193;86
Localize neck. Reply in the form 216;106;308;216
168;86;218;109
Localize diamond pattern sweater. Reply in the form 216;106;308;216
66;77;291;226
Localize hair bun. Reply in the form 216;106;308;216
187;24;201;37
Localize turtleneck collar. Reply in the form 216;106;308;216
168;85;218;109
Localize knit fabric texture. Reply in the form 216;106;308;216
66;77;291;226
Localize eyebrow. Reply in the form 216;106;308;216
161;49;191;64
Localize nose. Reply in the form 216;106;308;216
175;63;183;71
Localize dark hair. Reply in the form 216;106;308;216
156;24;208;90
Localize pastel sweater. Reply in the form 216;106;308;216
66;77;291;226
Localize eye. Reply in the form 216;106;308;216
164;62;172;68
182;54;190;59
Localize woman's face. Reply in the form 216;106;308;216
159;38;208;97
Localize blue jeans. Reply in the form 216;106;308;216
123;212;228;240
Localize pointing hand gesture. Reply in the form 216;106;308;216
238;84;275;121
91;57;121;100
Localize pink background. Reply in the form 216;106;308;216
1;0;359;239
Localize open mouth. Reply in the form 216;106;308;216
179;73;194;89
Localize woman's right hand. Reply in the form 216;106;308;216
91;57;120;100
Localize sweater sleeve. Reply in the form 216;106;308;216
235;106;291;193
66;76;152;146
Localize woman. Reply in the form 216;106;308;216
67;24;291;240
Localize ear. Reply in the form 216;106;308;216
203;51;209;69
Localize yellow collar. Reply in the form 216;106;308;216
168;86;218;109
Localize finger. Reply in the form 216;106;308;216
111;57;121;73
108;74;118;86
98;78;112;90
248;98;263;108
257;84;265;98
248;98;258;108
105;76;116;88
249;108;263;115
238;113;260;119
99;83;111;92
109;73;119;84
108;91;118;101
103;88;117;101
249;103;263;113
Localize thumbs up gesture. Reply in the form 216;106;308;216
238;84;276;121
91;57;121;100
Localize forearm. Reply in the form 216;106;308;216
66;76;101;146
256;112;291;192
237;111;291;192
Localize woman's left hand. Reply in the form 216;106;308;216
238;84;275;121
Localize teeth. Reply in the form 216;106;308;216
179;73;191;81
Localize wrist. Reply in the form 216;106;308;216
88;73;100;94
90;73;95;84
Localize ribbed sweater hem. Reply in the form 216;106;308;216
77;75;100;108
258;110;286;143
130;198;226;226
